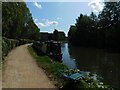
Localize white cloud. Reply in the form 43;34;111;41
34;2;42;8
36;20;58;27
36;23;46;27
34;18;38;22
46;21;58;26
88;0;104;13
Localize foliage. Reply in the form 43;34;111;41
18;39;34;45
2;37;19;60
68;2;120;52
68;26;78;45
2;2;40;40
28;45;112;89
53;29;66;41
68;13;98;47
98;2;120;49
2;37;34;60
28;45;69;87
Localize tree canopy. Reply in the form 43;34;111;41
2;2;40;40
68;1;120;51
53;29;66;41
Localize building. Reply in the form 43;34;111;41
40;30;66;41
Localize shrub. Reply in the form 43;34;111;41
18;39;34;45
2;37;34;60
2;37;19;60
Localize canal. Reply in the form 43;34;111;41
61;43;120;89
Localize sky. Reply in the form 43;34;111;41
26;1;104;36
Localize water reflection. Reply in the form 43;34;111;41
61;43;120;89
61;43;77;69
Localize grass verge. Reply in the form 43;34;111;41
27;45;69;88
28;45;112;89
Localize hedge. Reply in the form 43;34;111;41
31;41;45;56
18;39;34;45
2;37;34;60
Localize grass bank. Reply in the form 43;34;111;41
28;45;112;89
28;45;69;88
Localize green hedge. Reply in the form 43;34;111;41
18;39;34;45
2;37;34;60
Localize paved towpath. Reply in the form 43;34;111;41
2;44;55;88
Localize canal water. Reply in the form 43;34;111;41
61;43;120;89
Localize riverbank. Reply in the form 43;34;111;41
28;45;69;88
61;43;120;89
28;45;112;89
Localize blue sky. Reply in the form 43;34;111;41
26;2;103;36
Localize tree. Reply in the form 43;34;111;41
76;14;91;32
89;12;98;32
53;29;65;41
53;29;59;41
68;25;77;44
98;2;120;32
98;1;120;49
68;1;120;51
2;2;40;40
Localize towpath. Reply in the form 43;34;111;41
2;44;55;88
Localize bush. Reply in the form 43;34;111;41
18;39;34;45
2;37;19;60
32;41;45;56
2;37;34;60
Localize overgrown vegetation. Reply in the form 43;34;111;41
53;29;66;41
28;45;112;89
2;2;40;60
68;2;120;52
2;37;34;60
2;2;40;40
28;45;68;87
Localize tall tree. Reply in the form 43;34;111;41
2;2;40;40
68;1;120;51
53;29;59;41
68;25;77;45
98;2;120;32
